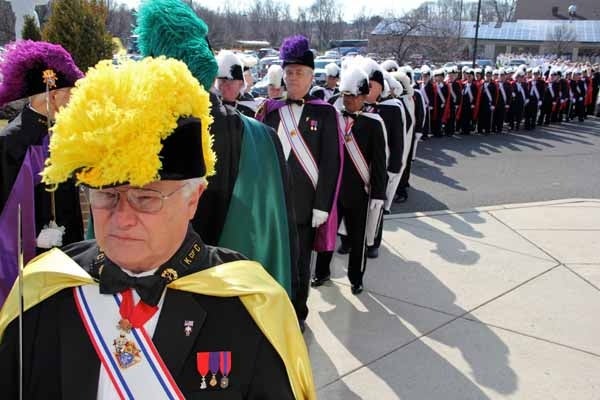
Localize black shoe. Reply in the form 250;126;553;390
337;244;351;254
383;209;391;215
351;284;363;295
310;275;331;287
299;319;306;333
367;247;379;259
394;188;408;203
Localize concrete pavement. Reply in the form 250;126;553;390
305;198;600;399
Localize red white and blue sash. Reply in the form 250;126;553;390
340;115;369;193
74;285;184;400
278;105;319;188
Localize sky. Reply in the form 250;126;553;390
118;0;428;22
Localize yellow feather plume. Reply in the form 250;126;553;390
41;57;216;188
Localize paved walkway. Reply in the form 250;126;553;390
305;198;600;399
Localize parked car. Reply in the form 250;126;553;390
257;56;282;79
312;58;341;86
507;59;528;67
250;74;270;98
476;59;494;68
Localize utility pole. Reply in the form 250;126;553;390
472;0;482;68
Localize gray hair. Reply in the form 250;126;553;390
181;177;207;198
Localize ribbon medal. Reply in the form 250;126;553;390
196;352;209;389
209;352;219;387
220;351;231;389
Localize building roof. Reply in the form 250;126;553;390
372;19;600;43
515;0;600;20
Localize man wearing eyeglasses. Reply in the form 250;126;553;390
0;58;315;399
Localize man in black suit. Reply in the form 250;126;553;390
0;56;314;400
360;58;404;259
259;35;341;331
312;66;387;294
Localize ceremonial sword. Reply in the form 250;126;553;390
17;204;24;400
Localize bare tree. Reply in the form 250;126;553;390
547;23;577;56
295;7;312;43
106;3;134;45
369;13;426;64
309;0;342;50
0;0;16;44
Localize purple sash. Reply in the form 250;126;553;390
0;137;47;306
257;99;343;252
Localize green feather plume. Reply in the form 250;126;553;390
135;0;217;91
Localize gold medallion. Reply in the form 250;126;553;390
210;373;218;387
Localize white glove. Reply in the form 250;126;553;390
36;221;66;249
369;199;384;210
538;101;542;107
490;106;495;111
428;106;434;111
311;209;329;228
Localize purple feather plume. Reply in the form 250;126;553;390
0;40;83;105
279;35;310;61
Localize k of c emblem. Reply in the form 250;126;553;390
161;268;178;282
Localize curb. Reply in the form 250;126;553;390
385;198;600;220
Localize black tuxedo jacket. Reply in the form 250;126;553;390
0;233;295;400
371;103;404;174
339;114;387;208
263;96;340;225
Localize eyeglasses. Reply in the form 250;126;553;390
88;184;188;214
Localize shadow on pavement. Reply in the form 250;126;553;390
306;244;517;399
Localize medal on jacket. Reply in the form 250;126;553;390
197;352;209;389
113;289;157;369
209;352;219;387
220;351;231;389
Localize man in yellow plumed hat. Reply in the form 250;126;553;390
0;57;315;400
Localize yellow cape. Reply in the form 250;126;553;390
0;248;315;400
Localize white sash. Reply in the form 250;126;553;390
419;83;429;106
463;83;474;103
449;83;457;103
548;83;555;99
484;83;493;103
516;82;526;101
498;82;507;103
530;81;540;100
74;285;184;400
237;98;264;112
436;83;446;107
278;105;319;188
341;115;369;192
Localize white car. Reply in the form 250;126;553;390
312;58;340;86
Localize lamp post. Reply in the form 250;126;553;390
472;0;482;68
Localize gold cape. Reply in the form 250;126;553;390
0;248;316;400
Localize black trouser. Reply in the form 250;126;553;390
293;224;315;321
538;101;553;125
444;107;456;136
459;105;474;134
478;106;492;133
509;100;524;130
422;108;431;138
493;104;506;133
574;98;586;121
315;200;368;286
524;100;538;129
398;132;418;190
431;110;442;137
